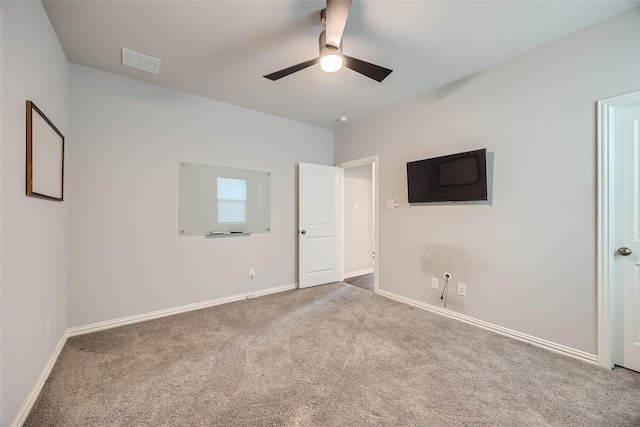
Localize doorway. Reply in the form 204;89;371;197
597;90;640;370
338;156;378;293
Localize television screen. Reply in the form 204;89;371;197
407;149;487;203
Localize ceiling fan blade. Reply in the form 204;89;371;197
325;0;352;48
344;55;393;82
263;58;318;81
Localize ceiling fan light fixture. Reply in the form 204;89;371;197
319;31;343;73
264;1;392;82
320;52;343;73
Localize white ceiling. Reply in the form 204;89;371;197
42;0;639;130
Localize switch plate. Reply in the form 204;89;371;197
431;278;439;290
457;283;466;296
394;199;399;207
386;200;395;209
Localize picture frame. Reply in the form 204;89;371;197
26;100;64;201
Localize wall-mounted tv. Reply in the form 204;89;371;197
407;148;487;203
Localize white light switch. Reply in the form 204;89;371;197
355;203;359;210
386;200;395;209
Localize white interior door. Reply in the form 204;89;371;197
616;103;640;372
298;163;342;289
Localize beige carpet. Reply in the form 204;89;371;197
25;283;640;426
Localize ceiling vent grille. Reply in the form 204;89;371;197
121;48;161;74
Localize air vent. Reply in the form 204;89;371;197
121;48;161;74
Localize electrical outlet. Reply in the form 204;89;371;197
431;278;439;290
457;283;467;296
249;268;255;279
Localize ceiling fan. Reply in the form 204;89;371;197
264;0;393;83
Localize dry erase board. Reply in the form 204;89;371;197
178;162;271;236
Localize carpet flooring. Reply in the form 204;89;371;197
25;283;640;426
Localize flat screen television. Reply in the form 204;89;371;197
407;148;487;203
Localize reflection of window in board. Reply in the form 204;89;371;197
217;177;247;224
178;161;271;236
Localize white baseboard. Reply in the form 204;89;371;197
13;283;298;426
10;331;68;427
68;283;298;337
343;268;374;280
254;282;298;297
13;283;594;427
377;289;598;365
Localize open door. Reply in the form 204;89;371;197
298;163;342;288
615;101;640;372
598;90;640;370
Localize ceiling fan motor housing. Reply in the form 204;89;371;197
319;30;341;55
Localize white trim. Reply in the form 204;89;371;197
597;96;614;369
0;6;3;425
12;283;297;426
378;289;598;365
68;283;297;337
343;268;374;280
337;155;379;170
337;155;379;294
597;90;640;369
10;332;69;427
254;283;298;297
10;281;594;426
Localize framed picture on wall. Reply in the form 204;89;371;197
26;100;64;201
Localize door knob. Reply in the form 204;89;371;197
300;230;306;235
618;247;632;256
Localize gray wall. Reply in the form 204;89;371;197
1;2;69;425
2;3;638;424
334;8;640;355
67;65;333;327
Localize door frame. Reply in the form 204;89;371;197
337;155;379;293
597;90;640;369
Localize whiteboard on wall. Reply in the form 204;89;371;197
178;162;271;236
